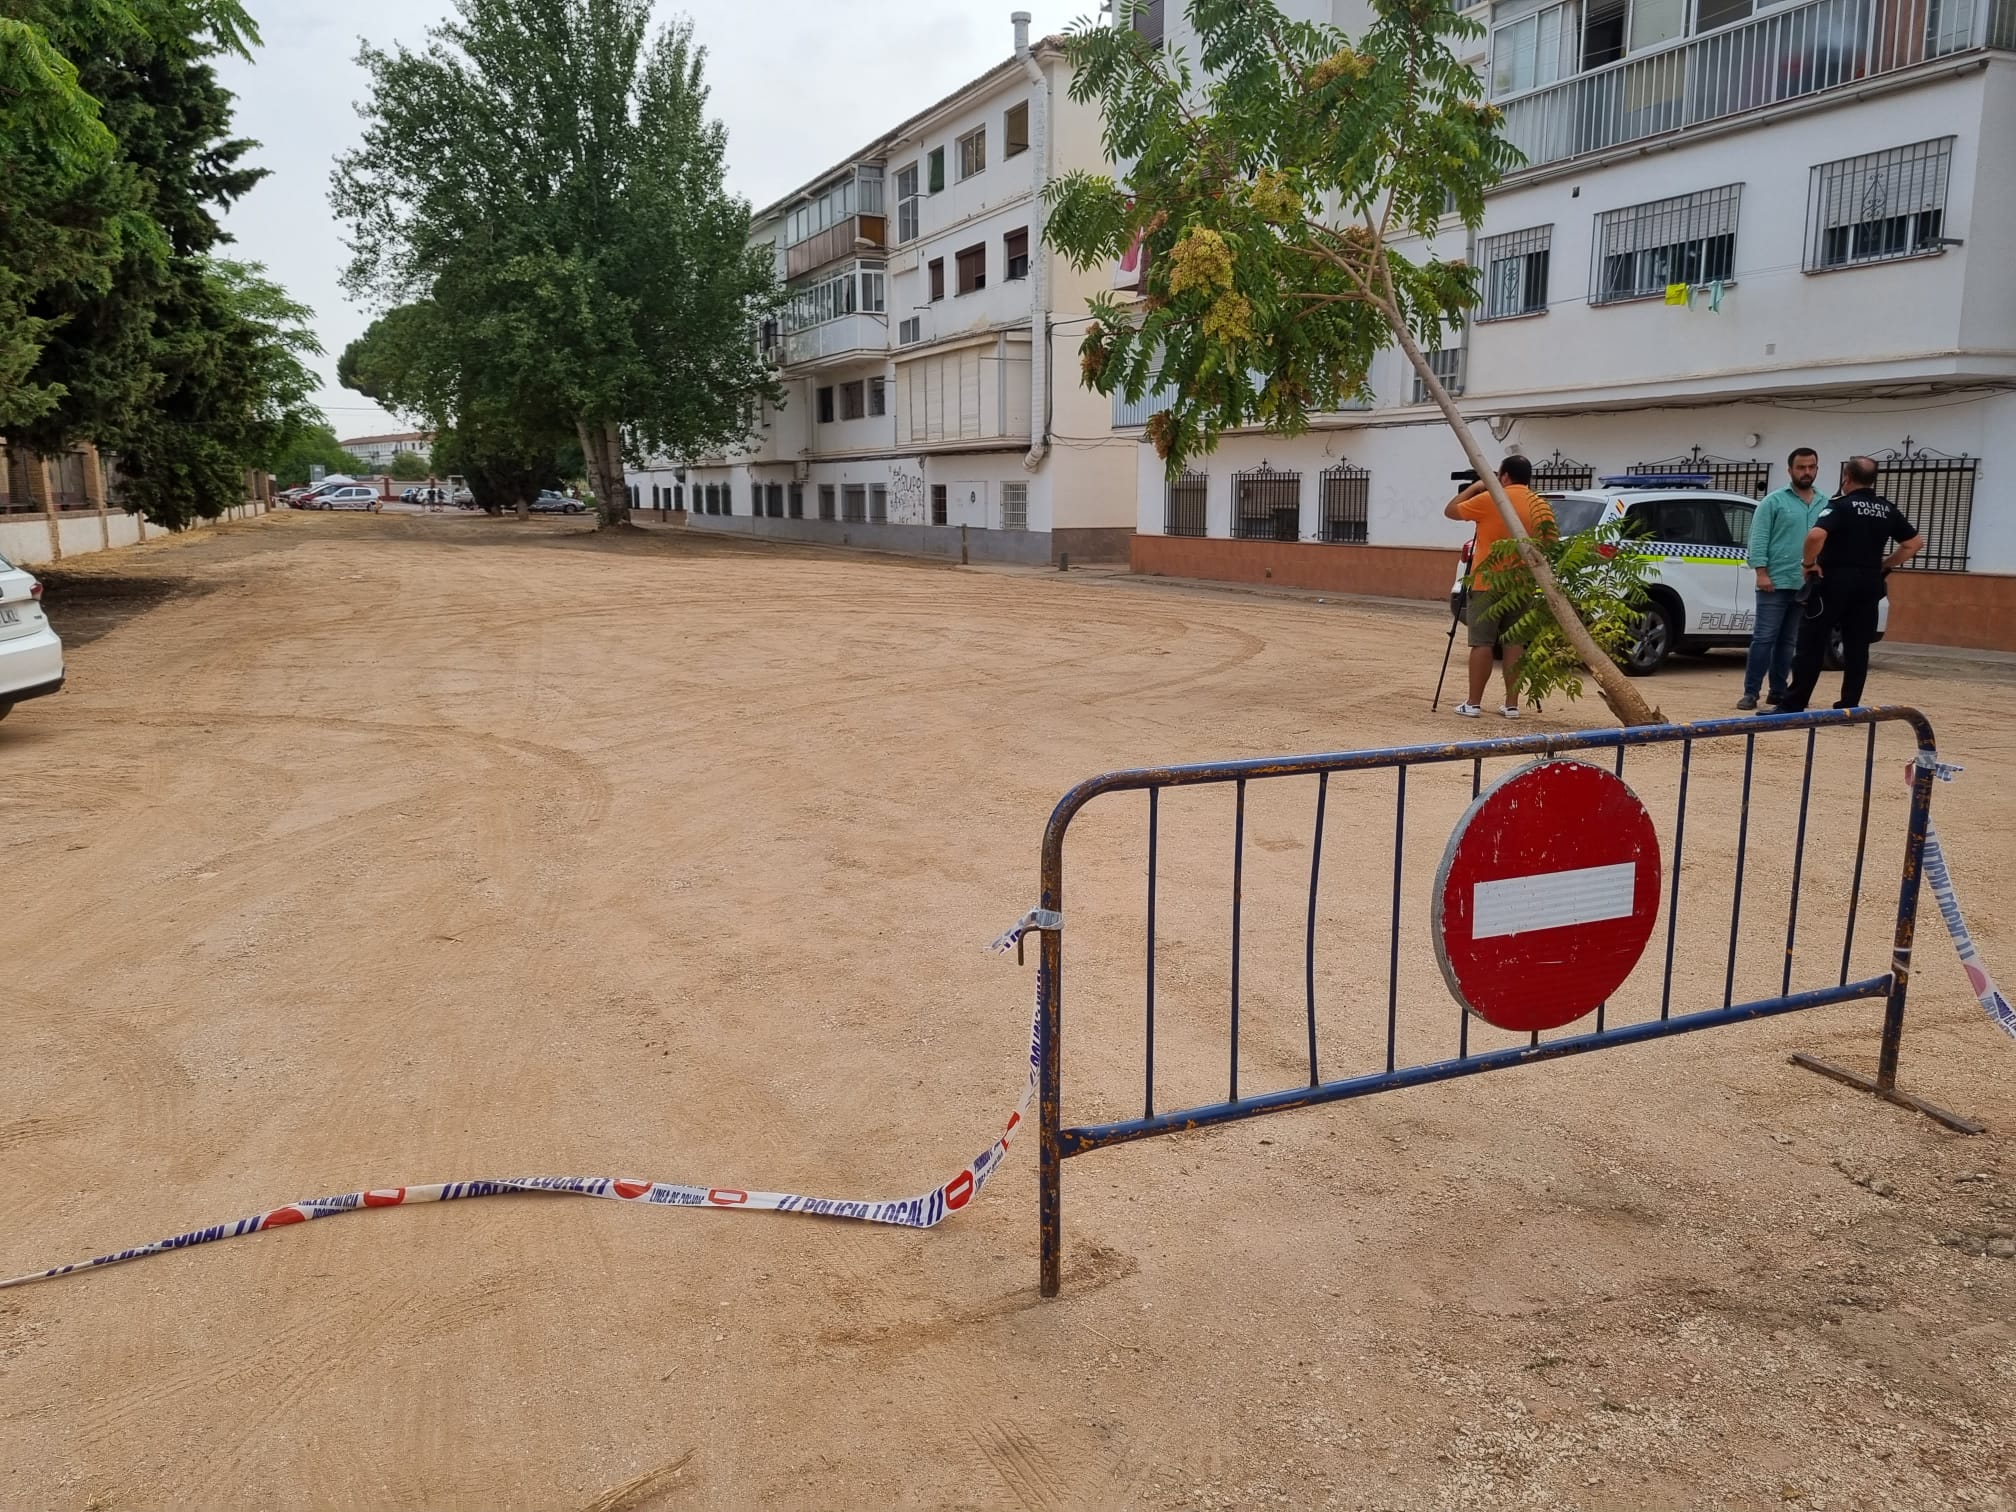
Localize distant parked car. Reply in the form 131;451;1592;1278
529;491;585;514
314;486;382;512
0;552;64;722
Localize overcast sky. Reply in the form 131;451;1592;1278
214;1;1079;442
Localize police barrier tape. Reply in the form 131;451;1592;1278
1915;760;2016;1044
0;911;1061;1293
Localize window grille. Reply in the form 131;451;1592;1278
1806;138;1954;271
1231;467;1301;542
1871;442;1976;573
1165;471;1207;537
818;484;836;520
1593;184;1741;304
788;483;804;519
1319;463;1370;544
930;484;947;526
869;484;888;524
1412;347;1465;403
766;482;784;518
1529;450;1595;492
1477;225;1552;320
1000;482;1028;531
1631;447;1772;499
842;484;867;522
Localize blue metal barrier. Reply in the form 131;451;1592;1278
1031;707;1977;1298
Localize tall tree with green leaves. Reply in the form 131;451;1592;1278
1045;0;1661;726
2;0;299;528
333;0;781;527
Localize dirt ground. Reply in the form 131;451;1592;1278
3;510;2013;1512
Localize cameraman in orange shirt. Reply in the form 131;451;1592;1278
1443;455;1556;719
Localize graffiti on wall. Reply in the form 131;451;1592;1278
888;463;925;526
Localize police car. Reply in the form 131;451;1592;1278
1546;473;1885;675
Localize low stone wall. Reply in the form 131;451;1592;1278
0;500;273;568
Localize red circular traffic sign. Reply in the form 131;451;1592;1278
1433;758;1662;1033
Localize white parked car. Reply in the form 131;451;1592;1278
0;552;64;721
309;486;382;512
1546;478;1886;675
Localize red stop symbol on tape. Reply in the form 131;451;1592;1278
1433;758;1662;1033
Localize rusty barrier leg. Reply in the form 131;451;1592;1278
1789;728;1984;1133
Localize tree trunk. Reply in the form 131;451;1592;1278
600;420;629;527
1386;316;1664;728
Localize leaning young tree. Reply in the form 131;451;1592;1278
1045;0;1661;726
333;0;781;527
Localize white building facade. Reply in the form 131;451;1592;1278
627;16;1135;567
337;431;435;470
1121;0;2016;650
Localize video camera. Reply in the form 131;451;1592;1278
1451;468;1481;485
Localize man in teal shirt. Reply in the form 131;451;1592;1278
1740;447;1826;709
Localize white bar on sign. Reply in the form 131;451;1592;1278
1472;862;1637;939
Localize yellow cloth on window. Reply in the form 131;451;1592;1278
1664;283;1690;306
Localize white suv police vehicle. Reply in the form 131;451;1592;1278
1546;474;1886;675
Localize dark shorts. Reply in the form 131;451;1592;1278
1465;584;1521;648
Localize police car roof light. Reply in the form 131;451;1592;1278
1601;472;1713;490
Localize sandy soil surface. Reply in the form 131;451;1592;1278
3;510;2013;1512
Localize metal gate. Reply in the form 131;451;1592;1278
1028;708;1971;1297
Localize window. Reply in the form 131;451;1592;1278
1320;464;1370;544
1718;500;1755;546
818;484;837;521
1530;451;1594;492
1695;0;1753;33
1580;0;1626;68
1869;448;1975;572
767;482;784;518
817;386;835;423
1806;138;1954;272
1623;497;1735;548
1000;482;1028;531
927;146;945;194
841;381;866;420
869;484;888;523
899;317;922;345
719;484;732;517
788;483;804;519
928;259;945;301
868;377;887;417
956;244;986;295
1630;449;1771;498
930;483;947;526
1477;225;1551;319
673;484;684;510
784;169;876;248
842;484;867;522
1165;472;1207;537
1594;184;1741;305
1490;0;1570;97
1004;103;1029;159
1413;347;1465;403
704;483;719;514
1233;468;1301;541
957;127;985;180
781;261;886;332
895;163;920;243
1131;0;1165;45
1004;227;1030;282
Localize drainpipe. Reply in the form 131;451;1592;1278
1014;11;1050;474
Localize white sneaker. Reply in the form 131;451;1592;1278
1454;702;1483;717
1501;704;1520;718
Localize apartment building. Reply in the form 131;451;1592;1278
337;431;435;470
628;14;1135;566
1119;0;2016;649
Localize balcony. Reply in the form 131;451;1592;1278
781;313;887;369
1498;0;2012;174
785;214;888;279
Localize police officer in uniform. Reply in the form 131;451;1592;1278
1778;455;1922;712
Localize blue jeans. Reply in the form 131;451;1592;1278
1744;588;1801;701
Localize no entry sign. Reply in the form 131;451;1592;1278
1433;758;1662;1033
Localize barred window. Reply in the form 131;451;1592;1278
788;483;804;519
1232;468;1301;542
766;482;785;518
1873;446;1976;572
1631;448;1772;499
842;484;867;522
930;483;947;526
1593;184;1741;305
1477;225;1551;320
1000;482;1028;531
818;484;836;520
1319;463;1370;545
1412;347;1465;403
1165;471;1207;537
1806;138;1953;271
1530;451;1595;491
